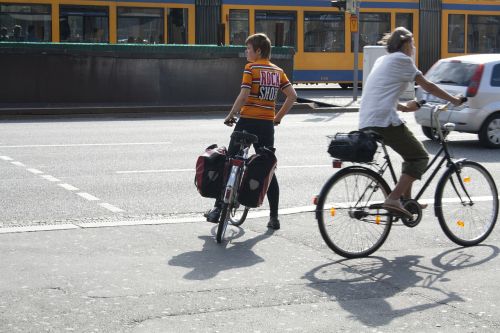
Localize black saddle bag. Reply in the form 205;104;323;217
327;131;377;162
237;147;277;208
195;144;227;198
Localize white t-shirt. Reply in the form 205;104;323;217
359;52;422;129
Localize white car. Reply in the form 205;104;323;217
415;54;500;148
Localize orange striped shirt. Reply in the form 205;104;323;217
240;59;291;121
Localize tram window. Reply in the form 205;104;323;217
0;3;51;42
448;14;465;53
396;13;413;32
304;12;344;52
468;15;500;53
229;9;248;45
117;7;163;44
353;12;390;52
168;8;188;44
59;5;108;43
255;11;296;48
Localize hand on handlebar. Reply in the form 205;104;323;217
452;95;468;106
224;115;237;127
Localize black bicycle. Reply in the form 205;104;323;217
315;100;499;258
215;131;257;243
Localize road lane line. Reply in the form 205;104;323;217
0;224;80;234
27;168;43;174
41;175;60;182
98;203;124;213
116;164;332;174
11;161;25;167
0;142;172;148
58;183;79;191
77;192;100;201
0;156;13;161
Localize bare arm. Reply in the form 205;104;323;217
415;74;462;105
274;85;298;125
224;88;250;126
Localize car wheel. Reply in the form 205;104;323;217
478;113;500;148
421;126;439;141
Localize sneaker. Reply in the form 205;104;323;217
205;207;221;223
267;217;280;230
383;198;413;219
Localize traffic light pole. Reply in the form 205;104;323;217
352;4;360;102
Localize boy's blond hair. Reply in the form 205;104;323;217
245;33;272;59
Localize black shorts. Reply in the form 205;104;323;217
228;117;274;156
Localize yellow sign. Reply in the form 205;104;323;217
350;15;358;32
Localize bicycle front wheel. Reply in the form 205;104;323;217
216;203;230;243
229;204;249;226
316;167;393;258
435;161;498;246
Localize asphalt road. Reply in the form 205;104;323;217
1;110;499;332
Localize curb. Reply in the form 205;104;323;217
0;103;359;118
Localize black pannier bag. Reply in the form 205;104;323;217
237;147;277;208
327;131;377;162
195;144;227;198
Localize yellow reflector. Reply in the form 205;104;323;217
330;208;336;217
463;176;471;183
457;220;465;227
375;216;381;225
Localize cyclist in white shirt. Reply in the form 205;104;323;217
359;27;463;218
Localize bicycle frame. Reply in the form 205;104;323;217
371;102;468;202
223;145;250;205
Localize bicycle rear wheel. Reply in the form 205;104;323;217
435;161;498;246
216;203;231;243
316;167;393;258
229;204;249;226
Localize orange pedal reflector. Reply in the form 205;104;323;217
457;220;465;227
463;176;471;183
375;215;381;224
330;208;336;217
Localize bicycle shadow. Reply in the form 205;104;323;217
168;227;275;280
303;245;499;327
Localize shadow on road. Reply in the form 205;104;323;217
303;245;499;327
168;227;275;280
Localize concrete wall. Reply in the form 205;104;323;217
0;43;294;109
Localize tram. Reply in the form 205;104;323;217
1;0;500;85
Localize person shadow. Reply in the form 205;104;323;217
168;227;274;280
303;245;499;327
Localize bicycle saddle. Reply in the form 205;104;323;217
231;131;258;145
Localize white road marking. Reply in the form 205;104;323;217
77;192;100;201
26;168;43;174
116;164;331;174
11;161;25;167
41;175;60;182
0;224;79;234
98;203;124;213
0;142;171;148
0;156;13;161
58;183;79;191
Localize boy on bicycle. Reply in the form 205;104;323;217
205;33;297;230
359;27;463;218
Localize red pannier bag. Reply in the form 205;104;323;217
195;144;227;198
237;147;277;208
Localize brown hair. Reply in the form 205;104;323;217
245;33;272;59
378;27;413;53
